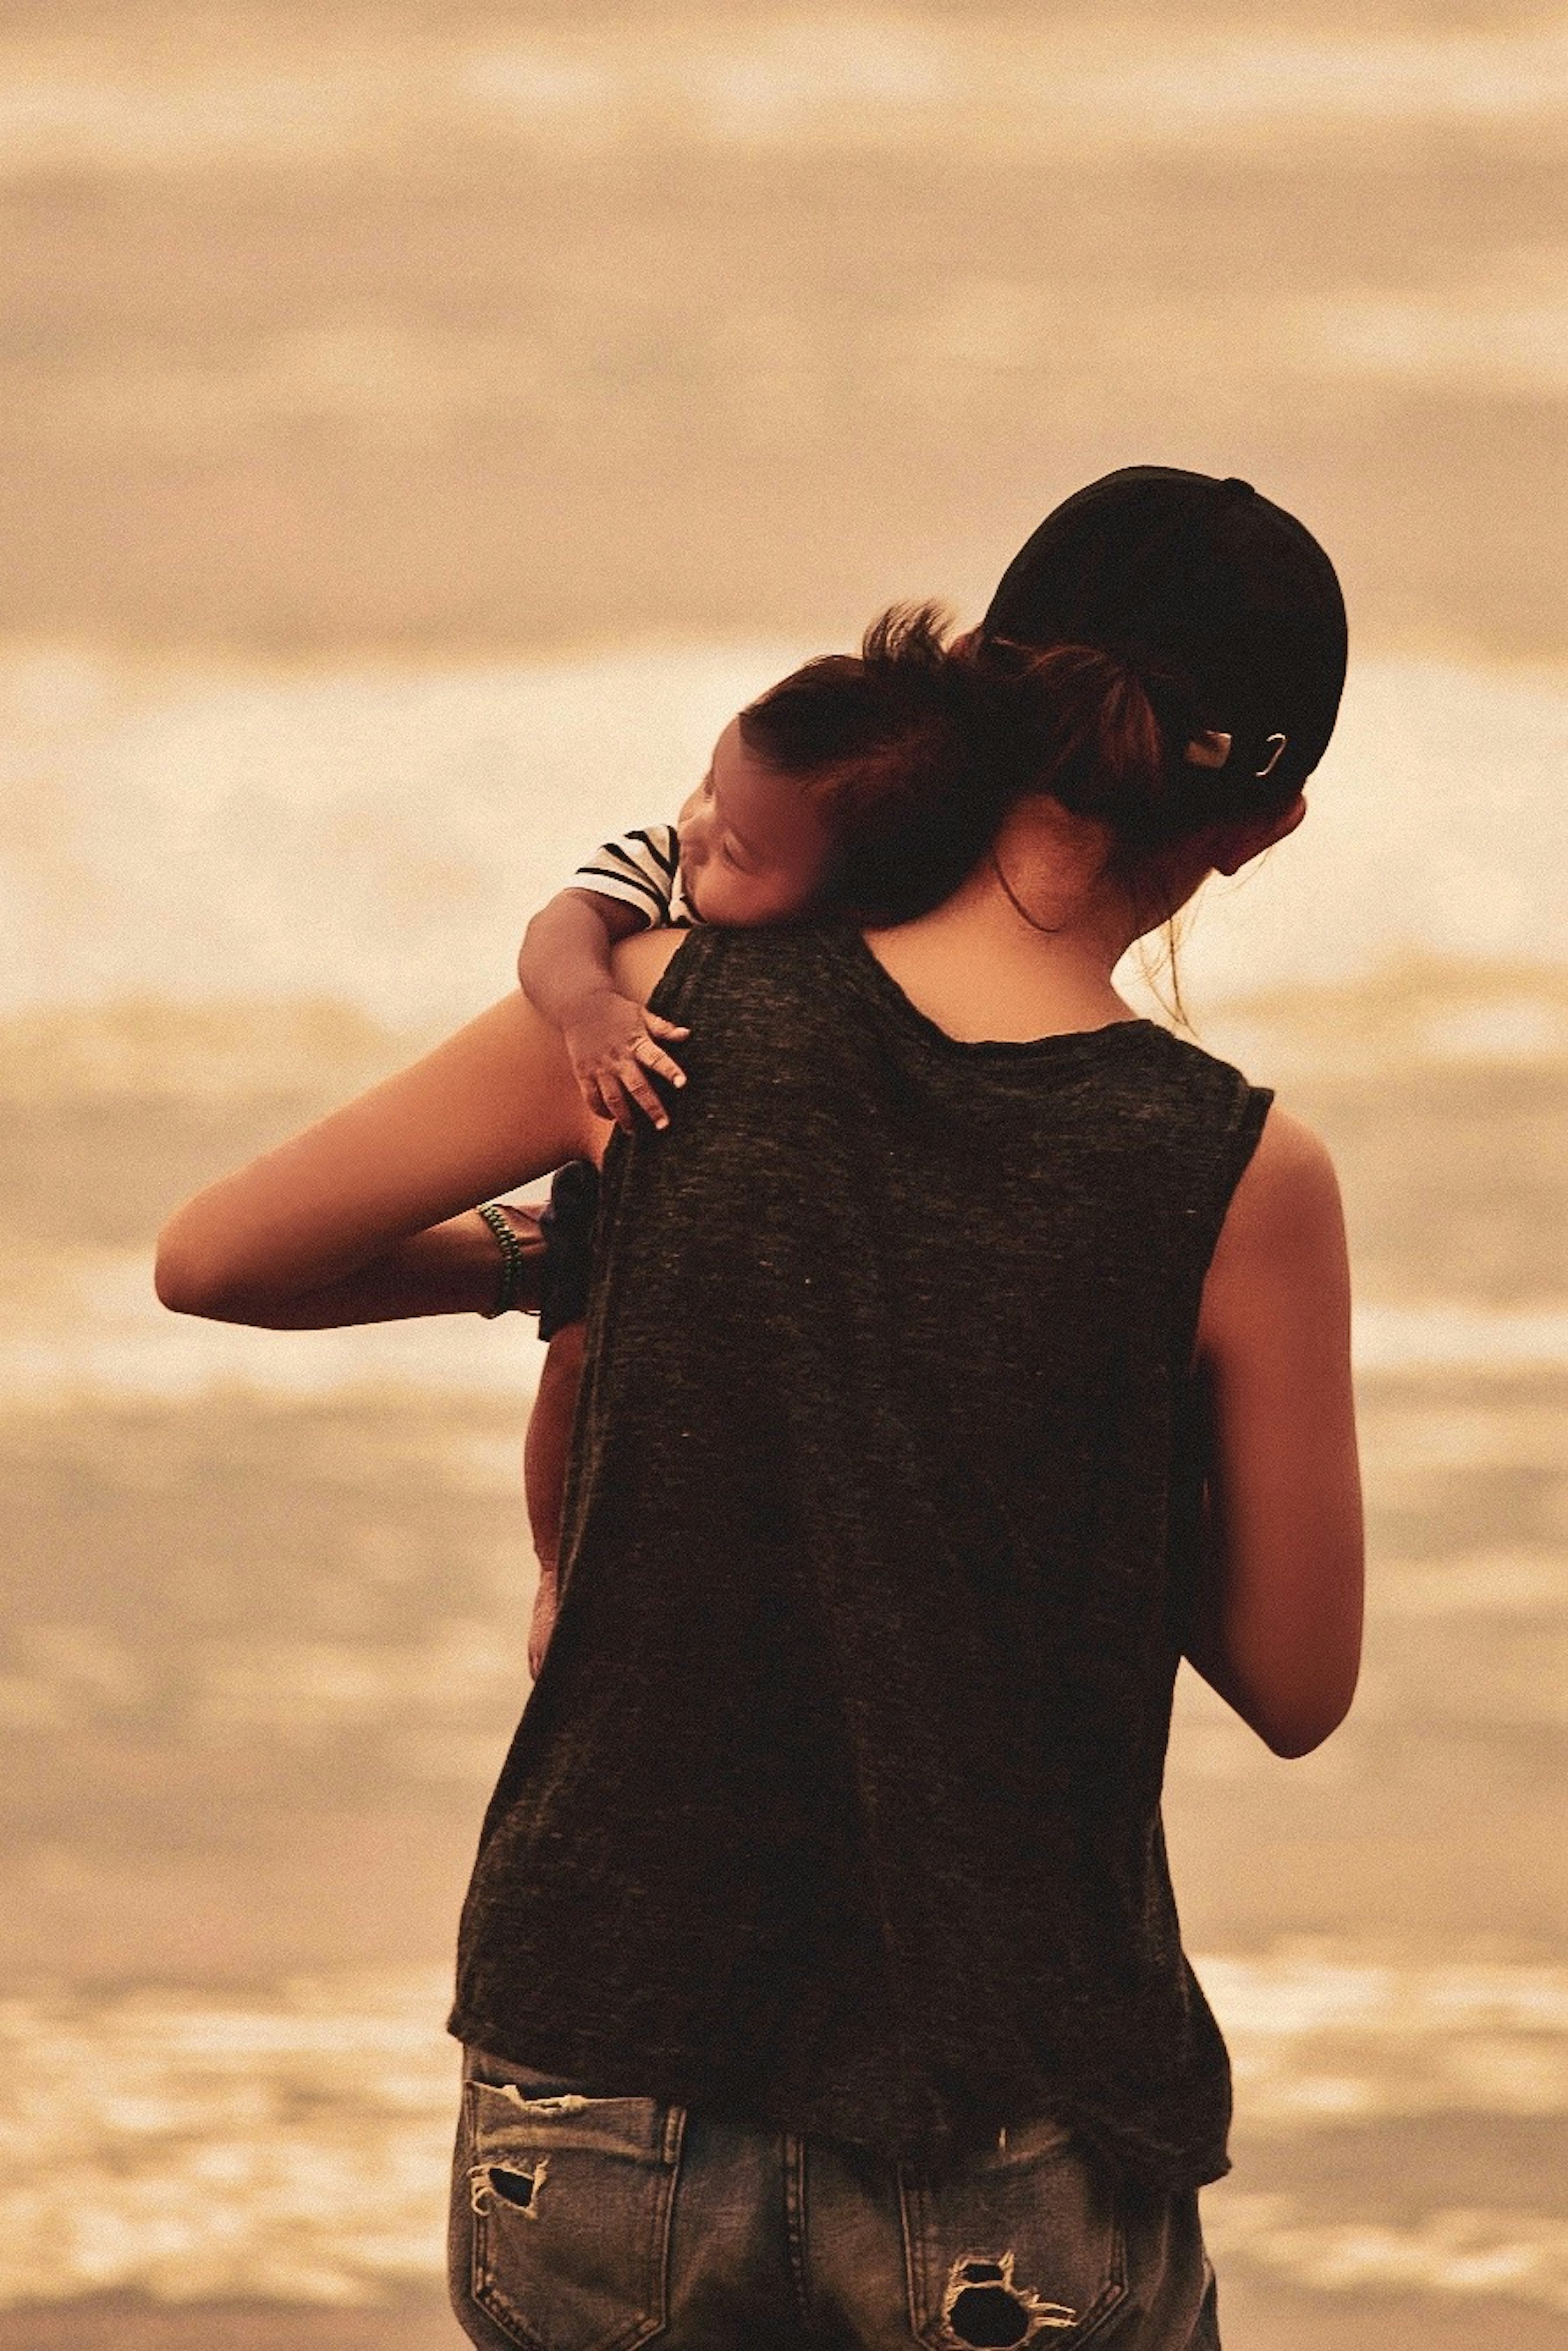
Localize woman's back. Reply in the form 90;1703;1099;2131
450;919;1283;2193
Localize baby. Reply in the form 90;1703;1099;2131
514;605;1035;1670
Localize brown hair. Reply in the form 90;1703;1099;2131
739;603;1298;933
740;605;1021;925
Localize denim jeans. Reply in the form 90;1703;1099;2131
449;2047;1221;2350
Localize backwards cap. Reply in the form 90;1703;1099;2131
982;466;1348;792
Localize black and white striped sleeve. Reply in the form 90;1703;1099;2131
566;824;685;930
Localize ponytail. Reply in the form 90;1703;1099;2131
978;636;1299;861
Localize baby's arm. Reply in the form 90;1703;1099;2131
519;889;690;1133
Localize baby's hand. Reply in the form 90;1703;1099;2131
564;991;691;1132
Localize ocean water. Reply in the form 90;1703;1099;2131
4;15;1568;174
4;1252;1568;1413
0;1343;1564;2311
2;633;1564;1419
3;1956;1568;2311
4;643;1568;1033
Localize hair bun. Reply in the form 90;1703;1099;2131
980;642;1185;851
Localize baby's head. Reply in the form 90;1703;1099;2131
678;607;1018;928
674;715;837;928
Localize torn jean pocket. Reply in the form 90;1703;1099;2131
898;2111;1127;2348
463;2071;686;2351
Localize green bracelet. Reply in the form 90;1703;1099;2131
477;1203;530;1318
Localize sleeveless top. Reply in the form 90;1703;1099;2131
450;921;1274;2191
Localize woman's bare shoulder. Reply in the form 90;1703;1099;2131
1226;1103;1343;1248
611;926;694;1000
1199;1101;1349;1357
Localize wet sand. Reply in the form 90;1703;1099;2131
0;2311;454;2351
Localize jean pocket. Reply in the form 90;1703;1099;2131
898;2113;1127;2348
464;2077;686;2351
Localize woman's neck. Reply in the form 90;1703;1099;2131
863;802;1152;1043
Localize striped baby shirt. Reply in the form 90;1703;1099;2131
568;823;697;931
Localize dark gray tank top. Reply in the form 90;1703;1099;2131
450;921;1273;2191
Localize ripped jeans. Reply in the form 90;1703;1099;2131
449;2047;1221;2350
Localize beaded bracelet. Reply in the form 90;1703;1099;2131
477;1202;532;1318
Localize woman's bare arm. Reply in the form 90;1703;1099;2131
163;1205;546;1329
1187;1107;1364;1758
156;933;686;1327
155;993;600;1325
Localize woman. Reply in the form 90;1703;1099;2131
157;468;1363;2349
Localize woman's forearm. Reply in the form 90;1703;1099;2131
169;1208;545;1330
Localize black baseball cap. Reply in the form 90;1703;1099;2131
982;467;1348;792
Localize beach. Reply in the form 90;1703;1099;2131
3;2;1566;2340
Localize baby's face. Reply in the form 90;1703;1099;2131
676;717;834;927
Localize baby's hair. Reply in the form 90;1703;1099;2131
739;604;1302;928
740;605;1013;924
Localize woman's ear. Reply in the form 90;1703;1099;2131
1211;792;1307;876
